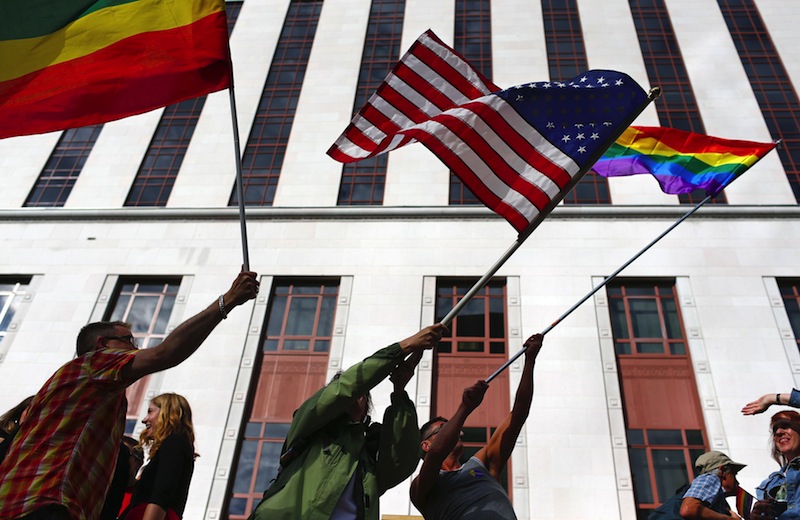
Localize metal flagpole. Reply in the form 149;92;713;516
228;86;251;270
485;193;712;383
484;137;780;383
439;87;662;328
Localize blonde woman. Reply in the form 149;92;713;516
122;393;197;520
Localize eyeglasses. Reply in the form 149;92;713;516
104;334;137;348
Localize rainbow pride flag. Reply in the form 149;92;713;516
736;487;755;518
0;0;232;139
594;126;776;196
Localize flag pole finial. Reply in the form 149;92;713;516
648;86;662;100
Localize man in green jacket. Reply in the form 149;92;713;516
248;324;446;520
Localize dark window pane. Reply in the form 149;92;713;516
457;341;483;352
457;299;487;337
662;299;682;339
669;343;686;355
630;300;662;337
255;442;282;490
461;427;487;443
283;339;310;351
615;342;632;355
266;297;288;336
609;299;629;339
636;342;665;354
648;430;683;445
686;430;703;446
245;422;263;438
264;423;291;438
629;448;654;504
489;341;505;354
313;339;330;352
285;298;318;335
232;440;257;493
652;449;689;503
627;429;645;445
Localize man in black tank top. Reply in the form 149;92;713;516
410;334;543;519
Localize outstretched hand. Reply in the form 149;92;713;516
390;351;423;390
742;394;776;415
462;380;489;413
523;333;543;362
223;270;259;308
399;323;448;354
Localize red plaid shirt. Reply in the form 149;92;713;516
0;347;137;520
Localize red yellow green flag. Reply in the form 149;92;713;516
0;0;232;139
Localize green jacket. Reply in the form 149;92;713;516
249;343;421;520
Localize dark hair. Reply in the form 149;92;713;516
420;416;448;440
770;410;800;466
419;416;449;459
0;396;34;435
76;321;131;356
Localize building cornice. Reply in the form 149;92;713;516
0;205;798;222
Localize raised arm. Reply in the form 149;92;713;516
121;271;259;385
286;324;446;445
742;389;800;415
410;380;488;513
377;351;424;494
475;333;542;479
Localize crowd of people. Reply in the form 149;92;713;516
2;269;799;520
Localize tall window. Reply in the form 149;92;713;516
0;277;31;348
718;0;800;202
337;0;405;206
541;0;610;204
433;279;511;491
227;279;338;519
25;125;103;207
231;0;323;206
778;279;800;352
449;0;492;205
126;2;243;207
607;281;707;519
105;278;181;433
629;0;726;204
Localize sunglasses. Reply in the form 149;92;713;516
772;419;798;434
422;423;446;441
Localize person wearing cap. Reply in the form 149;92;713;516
679;450;745;519
748;410;800;520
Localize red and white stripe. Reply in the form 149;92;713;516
401;94;581;232
327;30;498;163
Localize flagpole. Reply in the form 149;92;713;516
440;87;662;328
228;86;251;270
484;136;778;383
485;193;712;383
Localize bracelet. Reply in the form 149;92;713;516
777;393;782;405
218;295;228;319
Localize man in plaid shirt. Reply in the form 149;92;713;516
0;270;259;520
680;450;746;519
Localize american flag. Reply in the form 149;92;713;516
327;30;498;163
328;31;651;233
